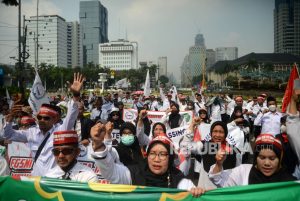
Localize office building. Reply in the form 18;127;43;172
99;39;138;70
274;0;300;56
80;0;108;66
26;15;67;67
67;21;83;68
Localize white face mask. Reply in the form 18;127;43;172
268;105;276;112
280;125;287;133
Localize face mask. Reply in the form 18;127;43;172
280;125;287;133
268;105;276;112
121;135;135;146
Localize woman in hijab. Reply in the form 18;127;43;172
209;134;295;187
91;129;206;197
136;109;167;147
197;121;238;172
198;108;210;124
162;101;183;129
107;108;124;130
227;105;250;163
114;122;144;166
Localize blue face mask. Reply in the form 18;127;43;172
121;135;135;146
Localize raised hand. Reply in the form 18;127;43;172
105;121;113;139
215;149;227;166
69;72;85;94
139;109;147;119
90;122;106;151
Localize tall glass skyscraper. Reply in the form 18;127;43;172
274;0;300;56
80;0;108;66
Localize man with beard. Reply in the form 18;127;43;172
45;130;97;182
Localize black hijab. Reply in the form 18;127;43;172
115;122;144;166
128;140;185;188
168;102;181;129
229;106;249;127
249;135;296;184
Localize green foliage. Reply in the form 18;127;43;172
159;75;169;85
224;75;238;87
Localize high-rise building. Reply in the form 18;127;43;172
80;0;108;66
99;39;138;70
274;0;300;56
189;34;206;78
67;21;83;68
215;47;238;62
206;49;216;69
180;55;192;87
158;57;167;77
26;15;67;67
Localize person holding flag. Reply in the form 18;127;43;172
3;73;84;176
286;84;300;179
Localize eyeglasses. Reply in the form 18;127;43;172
37;115;51;121
148;152;168;161
52;148;75;156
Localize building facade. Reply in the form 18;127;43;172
67;21;83;68
215;47;238;62
180;34;206;87
206;49;216;69
274;0;300;56
99;39;138;70
80;0;108;66
26;15;67;67
180;55;192;87
158;57;167;77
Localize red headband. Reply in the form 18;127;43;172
39;106;59;117
149;134;172;147
53;130;78;145
255;134;282;151
20;116;35;125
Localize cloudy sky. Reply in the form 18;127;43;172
0;0;274;80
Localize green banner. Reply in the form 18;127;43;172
0;176;299;201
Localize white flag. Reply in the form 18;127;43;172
115;78;128;89
170;85;178;102
143;69;151;97
28;70;49;114
6;88;13;109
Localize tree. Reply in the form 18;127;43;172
2;0;18;6
159;75;169;85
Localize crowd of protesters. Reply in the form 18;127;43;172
0;73;300;197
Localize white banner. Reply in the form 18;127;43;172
7;142;33;176
226;125;245;151
111;129;120;143
166;125;190;149
198;123;211;141
122;109;193;126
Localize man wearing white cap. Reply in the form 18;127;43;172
46;130;97;182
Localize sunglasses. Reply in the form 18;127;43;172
112;113;119;116
37;115;51;121
52;148;75;156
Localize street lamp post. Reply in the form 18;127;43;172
98;73;107;94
